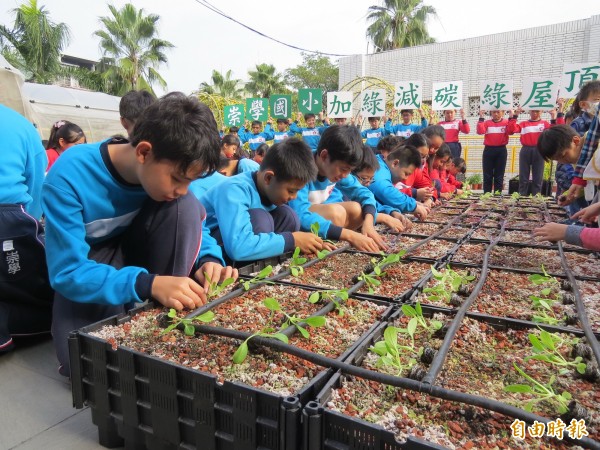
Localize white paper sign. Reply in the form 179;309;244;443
560;63;600;98
480;80;513;111
326;91;353;118
394;81;422;109
521;78;560;111
432;81;463;110
360;89;386;117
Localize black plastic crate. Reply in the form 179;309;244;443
237;252;293;277
68;303;327;450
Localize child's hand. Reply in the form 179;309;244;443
194;262;239;292
459;108;466;120
549;108;557;120
479;109;485;118
392;211;413;230
558;184;584;206
417;108;423;118
571;202;600;224
440;192;453;200
377;213;404;233
362;216;389;252
267;118;273;125
342;229;380;253
296;112;302;121
292;231;328;254
557;97;565;112
415;187;434;202
152;275;207;310
533;223;568;243
412;203;429;221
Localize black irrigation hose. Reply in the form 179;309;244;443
558;242;600;368
421;220;507;385
187;323;600;450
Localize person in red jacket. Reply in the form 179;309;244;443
428;144;453;199
45;120;86;172
477;109;515;193
507;102;565;195
397;133;436;207
438;109;470;159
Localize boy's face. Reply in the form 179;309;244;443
580;93;600;115
334;118;347;125
262;172;305;205
529;110;541;121
277;122;287;132
401;112;412;124
444;110;455;121
447;163;459;175
491;110;504;121
252;124;261;134
369;118;379;129
388;160;416;182
139;151;201;202
355;168;375;186
318;150;353;182
555;135;583;164
306;116;316;128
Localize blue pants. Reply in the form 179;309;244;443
447;142;462;159
0;205;53;347
482;146;507;193
519;145;545;195
52;193;203;377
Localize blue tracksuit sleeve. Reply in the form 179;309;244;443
214;183;289;261
361;129;369;138
337;175;377;220
263;124;275;141
42;183;147;305
369;166;417;213
384;119;395;135
25;141;47;219
195;217;225;268
288;185;342;240
419;118;428;130
289;121;302;135
317;124;329;134
238;127;250;144
377;201;399;215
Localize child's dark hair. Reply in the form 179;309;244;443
353;145;380;173
428;143;452;171
452;157;467;174
386;145;421;168
400;109;413;115
221;133;240;148
235;146;250;160
578;80;600;115
255;143;269;157
251;120;262;127
422;125;446;142
46;120;86;150
276;118;288;125
537;125;578;162
368;117;380;121
404;132;430;149
260;137;317;184
304;113;315;121
377;135;403;152
316;125;363;167
229;126;239;133
119;90;156;122
564;109;575;122
130;92;221;174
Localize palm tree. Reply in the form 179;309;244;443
246;63;287;98
366;0;437;52
0;0;70;83
94;3;174;96
197;69;243;99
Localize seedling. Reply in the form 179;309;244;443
423;266;475;303
358;271;382;294
511;192;521;200
370;326;418;376
357;252;404;294
504;363;572;414
289;247;307;277
401;302;443;338
525;330;586;375
263;296;327;338
205;274;236;299
161;308;215;336
481;192;493;200
310;222;334;259
308;288;349;316
528;265;558;286
494;190;502;196
529;294;560;325
241;265;274;291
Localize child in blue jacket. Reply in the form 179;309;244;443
201;138;333;262
43;94;237;376
360;116;389;152
368;145;429;220
288;125;387;253
0;105;53;353
273;118;295;144
289;112;330;151
239;120;275;152
385;109;428;138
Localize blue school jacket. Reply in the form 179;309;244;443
0;105;47;218
42;140;224;306
189;171;228;200
239;125;275;151
368;154;417;213
384;118;428;138
273;130;295;143
288;173;377;240
289;122;329;151
361;127;389;148
202;171;295;261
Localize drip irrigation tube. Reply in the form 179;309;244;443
558;242;600;368
421;221;507;385
184;322;600;450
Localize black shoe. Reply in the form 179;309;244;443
0;337;15;353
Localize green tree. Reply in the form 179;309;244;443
197;69;243;99
0;0;70;83
94;3;174;96
285;52;339;93
246;63;287;98
366;0;437;52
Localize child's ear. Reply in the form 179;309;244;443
135;141;153;162
318;149;329;162
263;170;275;185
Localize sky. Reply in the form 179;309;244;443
1;0;600;95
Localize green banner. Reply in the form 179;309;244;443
298;89;322;114
269;95;292;119
223;104;245;127
245;98;269;122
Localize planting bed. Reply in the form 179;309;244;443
564;252;600;280
577;281;600;333
402;238;457;261
450;243;488;266
357;260;432;299
412;265;482;309
400;221;444;236
438;226;472;240
489;245;564;275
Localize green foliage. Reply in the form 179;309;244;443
423;266;475;303
308;288;349;316
480;192;493;200
246;63;287;98
205;274;236;299
197;69;244;99
504;363;572;414
528;266;558;286
401;302;442;338
241;265;274;291
310;221;334;259
284;53;339;103
161;308;215;336
289;247;307;277
370;326;418;376
466;174;482;185
358;252;404;294
525;330;586;375
511;191;521;200
528;268;561;325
